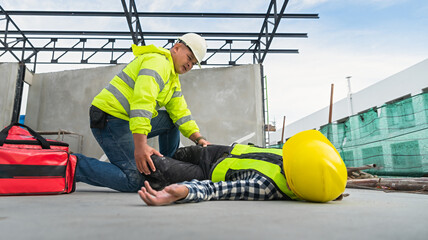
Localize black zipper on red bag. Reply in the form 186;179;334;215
2;139;69;147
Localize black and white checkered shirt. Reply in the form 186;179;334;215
176;171;287;203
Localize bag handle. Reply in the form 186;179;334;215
0;122;51;149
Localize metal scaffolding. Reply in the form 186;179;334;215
0;0;318;130
0;1;318;68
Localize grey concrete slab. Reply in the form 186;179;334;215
1;183;427;240
0;63;19;128
23;64;264;158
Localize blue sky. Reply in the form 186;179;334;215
265;0;428;127
2;0;428;127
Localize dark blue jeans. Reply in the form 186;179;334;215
74;110;180;192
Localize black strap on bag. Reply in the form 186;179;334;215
0;122;51;149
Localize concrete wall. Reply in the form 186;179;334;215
25;64;263;158
179;64;264;146
285;58;428;139
0;63;19;128
0;63;34;128
26;64;125;157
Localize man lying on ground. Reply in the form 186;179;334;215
139;130;348;206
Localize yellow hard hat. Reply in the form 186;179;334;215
282;130;347;202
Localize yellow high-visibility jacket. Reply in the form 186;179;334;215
210;144;300;200
91;44;199;137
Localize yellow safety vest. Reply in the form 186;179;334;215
211;144;301;200
92;44;199;137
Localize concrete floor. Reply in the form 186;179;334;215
1;183;427;240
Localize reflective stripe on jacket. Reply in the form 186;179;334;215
210;144;300;200
91;44;199;137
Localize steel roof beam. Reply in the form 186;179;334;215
121;0;145;45
0;30;307;38
9;36;283;42
254;0;291;64
27;61;258;67
0;46;298;54
0;6;37;63
3;10;319;19
261;0;289;63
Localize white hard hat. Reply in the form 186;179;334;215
178;33;207;68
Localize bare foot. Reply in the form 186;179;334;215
138;181;189;206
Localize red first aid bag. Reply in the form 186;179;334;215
0;123;77;196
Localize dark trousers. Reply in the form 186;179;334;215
146;145;233;190
75;106;180;192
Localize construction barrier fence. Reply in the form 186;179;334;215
271;92;428;177
320;92;428;177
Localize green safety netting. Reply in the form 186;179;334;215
270;92;428;177
318;92;428;177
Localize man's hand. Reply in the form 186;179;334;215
134;143;162;175
134;133;162;175
189;132;210;147
198;138;210;147
138;181;189;206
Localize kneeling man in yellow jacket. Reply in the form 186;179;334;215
74;33;210;192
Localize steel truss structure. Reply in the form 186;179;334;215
0;0;318;126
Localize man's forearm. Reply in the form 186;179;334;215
189;132;209;146
176;174;283;203
189;132;202;143
133;133;148;146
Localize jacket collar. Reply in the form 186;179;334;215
131;44;177;76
